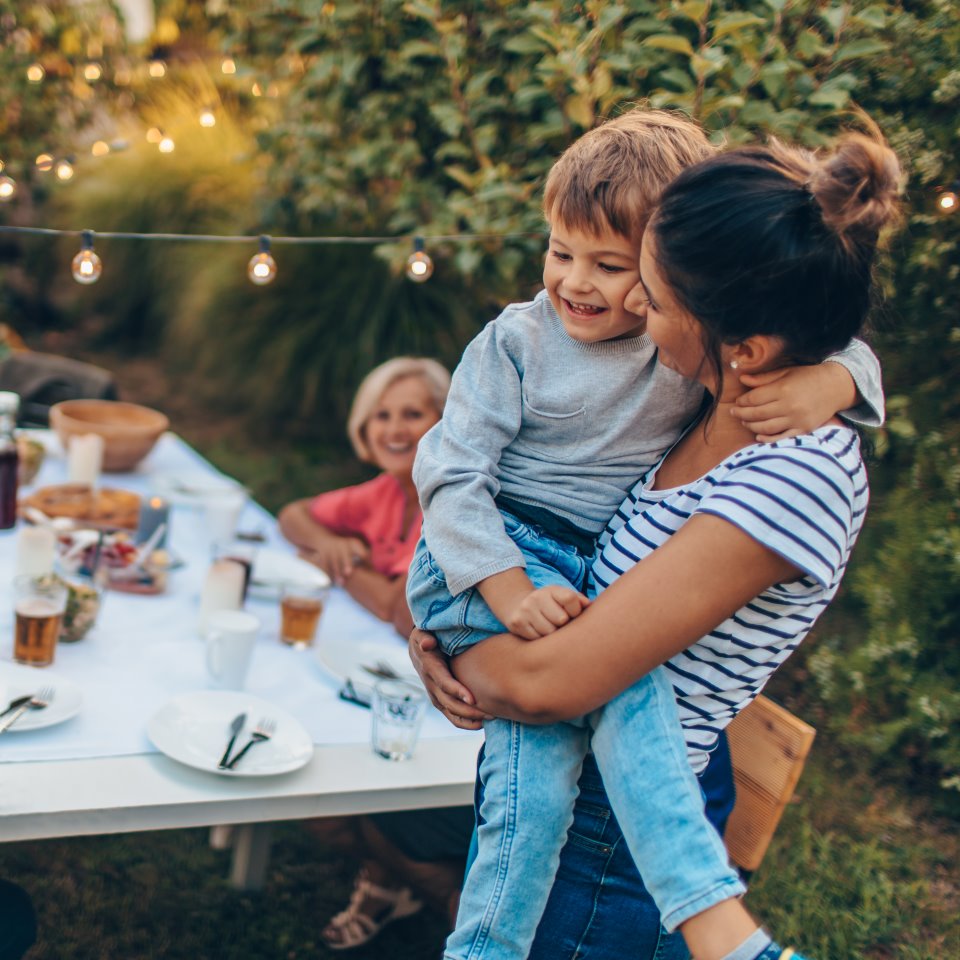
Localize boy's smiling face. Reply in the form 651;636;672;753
543;221;646;343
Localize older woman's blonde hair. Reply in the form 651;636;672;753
347;357;451;462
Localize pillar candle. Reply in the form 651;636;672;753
136;495;170;549
67;434;104;487
15;525;57;578
198;559;245;634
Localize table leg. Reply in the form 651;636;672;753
229;823;273;890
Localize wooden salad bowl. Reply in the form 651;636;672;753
49;399;169;472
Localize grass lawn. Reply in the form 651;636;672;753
3;348;957;959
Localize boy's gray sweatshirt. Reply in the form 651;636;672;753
413;290;884;596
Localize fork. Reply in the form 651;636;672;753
225;718;275;770
0;687;55;734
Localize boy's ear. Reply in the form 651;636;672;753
729;335;783;373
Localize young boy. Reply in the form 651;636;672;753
407;109;883;960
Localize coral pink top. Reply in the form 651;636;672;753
309;473;422;578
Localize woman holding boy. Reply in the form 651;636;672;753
409;110;897;960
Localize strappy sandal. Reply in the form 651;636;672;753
321;869;424;950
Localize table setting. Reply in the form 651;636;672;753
0;401;479;888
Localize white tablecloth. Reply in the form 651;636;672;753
0;431;476;763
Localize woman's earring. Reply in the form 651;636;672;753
730;360;739;370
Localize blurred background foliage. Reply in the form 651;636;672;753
0;0;958;803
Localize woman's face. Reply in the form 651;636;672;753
364;375;441;478
629;234;711;389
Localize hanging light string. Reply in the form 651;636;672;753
0;224;543;286
0;225;541;244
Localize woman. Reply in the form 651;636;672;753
280;355;450;637
411;131;901;960
281;357;474;949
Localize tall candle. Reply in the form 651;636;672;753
198;559;245;634
67;434;104;487
136;495;170;549
16;525;56;578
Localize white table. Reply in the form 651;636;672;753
0;432;480;888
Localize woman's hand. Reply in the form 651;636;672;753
732;362;856;442
303;535;370;584
408;628;489;730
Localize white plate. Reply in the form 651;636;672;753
151;472;246;507
249;548;331;598
0;666;83;732
314;638;424;692
147;690;313;777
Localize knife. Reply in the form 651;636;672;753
0;695;33;720
217;712;247;768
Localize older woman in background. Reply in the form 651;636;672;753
281;357;472;950
280;356;450;637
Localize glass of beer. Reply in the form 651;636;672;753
14;575;69;667
280;582;328;649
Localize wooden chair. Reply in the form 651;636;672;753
723;695;816;873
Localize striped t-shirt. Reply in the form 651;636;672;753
592;426;868;773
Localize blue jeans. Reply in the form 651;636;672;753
526;745;737;960
408;515;745;960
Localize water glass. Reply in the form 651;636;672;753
371;679;427;761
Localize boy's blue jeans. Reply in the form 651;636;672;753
407;514;745;960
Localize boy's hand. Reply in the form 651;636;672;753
505;585;590;640
732;362;857;442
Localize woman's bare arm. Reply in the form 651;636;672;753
341;566;412;637
450;513;799;724
278;498;370;582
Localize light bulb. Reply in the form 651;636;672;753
158;137;175;154
221;57;237;75
937;190;958;214
0;176;16;202
251;82;263;97
35;153;54;172
405;238;434;282
199;110;216;128
72;232;102;285
84;63;102;81
146;127;163;143
55;159;74;181
91;141;110;157
248;237;277;285
27;63;45;83
148;60;167;78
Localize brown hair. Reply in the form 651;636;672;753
650;128;902;395
543;107;715;245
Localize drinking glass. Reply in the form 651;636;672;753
13;575;69;667
279;583;328;648
371;680;427;761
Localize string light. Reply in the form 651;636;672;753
937;182;958;215
145;127;163;143
405;236;434;282
221;58;237;75
148;60;167;78
251;82;263;97
91;141;110;157
199;110;216;128
26;63;45;83
71;231;103;285
35;154;54;172
158;136;175;154
0;176;16;202
247;235;277;285
84;63;103;82
55;158;75;182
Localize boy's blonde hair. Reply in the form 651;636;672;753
347;356;451;462
543;108;715;246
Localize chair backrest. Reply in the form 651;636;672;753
0;352;118;426
723;695;816;872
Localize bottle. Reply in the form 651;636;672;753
0;391;21;530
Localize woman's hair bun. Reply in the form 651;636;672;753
807;131;902;248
